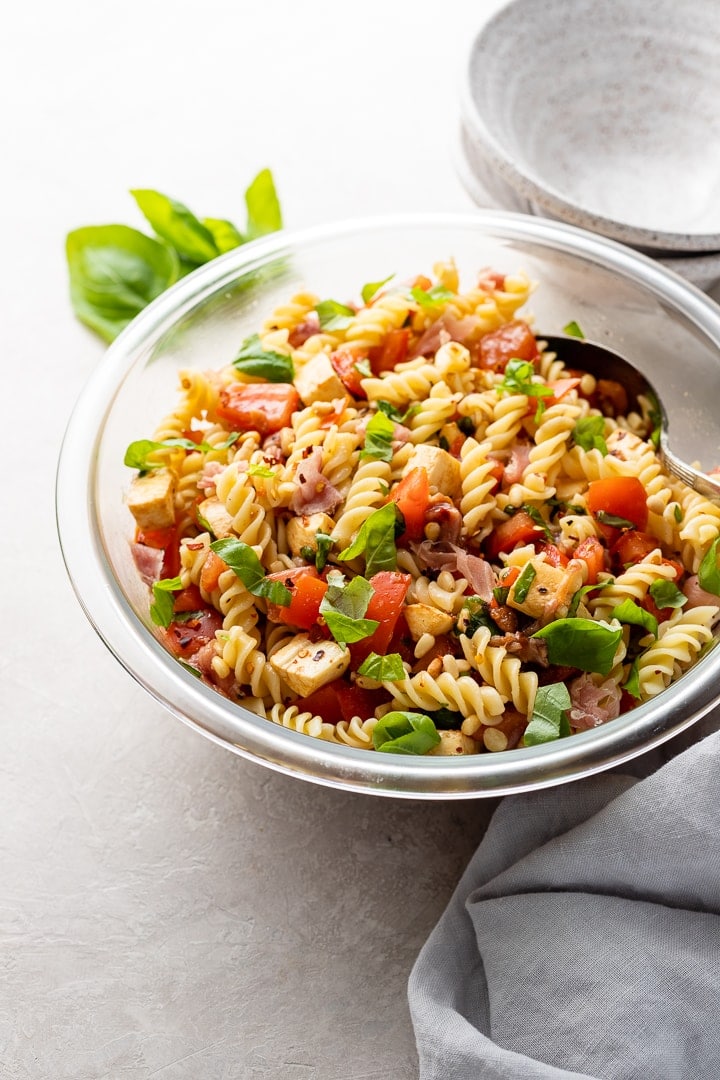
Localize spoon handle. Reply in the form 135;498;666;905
660;439;720;500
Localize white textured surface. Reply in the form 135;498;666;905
3;2;505;1077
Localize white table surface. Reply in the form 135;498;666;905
3;3;508;1077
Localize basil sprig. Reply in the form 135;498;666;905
410;284;455;308
698;537;720;596
360;411;395;463
498;359;554;421
315;299;355;331
595;510;636;529
372;711;440;755
648;578;687;610
124;433;239;470
232;333;294;382
361;274;395;304
613;598;658;639
532;617;623;675
523;683;572;745
572;415;608;456
319;572;379;646
337;502;401;577
210;538;291;606
562;320;585;339
357;652;406;681
150;576;184;628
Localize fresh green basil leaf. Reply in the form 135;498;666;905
202;217;245;253
372;711;440;755
519;503;553;541
210;538;291;605
150;576;184;628
532;617;623;675
562;321;585;339
427;707;463;730
375;400;404;422
523;682;572;745
247;463;277;478
572;415;608;456
513;562;536;604
360;410;395;462
232;333;294;382
124;433;239;470
66;225;180;343
460;597;496;636
648;578;687;610
315;299;356;331
410;285;455;308
613;597;658;639
130;189;219;266
493;586;510;606
646;391;663;449
498;359;554;403
319;574;379;645
354;357;373;378
567;580;611;618
623;657;641;699
698;537;720;596
337;502;400;576
361;274;395;304
244;168;283;240
595;510;636;529
357;652;407;681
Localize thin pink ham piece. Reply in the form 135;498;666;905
289;446;343;515
682;575;720;611
198;460;225;494
131;543;163;585
411;542;496;600
502;442;532;488
568;673;621;731
411;313;480;358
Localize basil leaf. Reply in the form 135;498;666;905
498;360;554;418
372;711;440;755
562;320;585;339
150;576;184;628
493;585;510;606
319;574;379;645
202;217;245;253
410;285;455;308
131;189;220;266
427;707;463;730
513;562;536;604
124;433;239;470
460;597;496;636
523;682;572;745
232;333;294;382
357;652;406;681
210;538;291;605
595;510;636;529
375;400;404;422
315;299;356;331
567;581;611;618
532;617;623;675
623;657;641;699
337;502;400;576
360;410;395;463
519;503;553;541
244;167;283;240
354;357;373;378
247;463;277;478
361;274;394;304
613;597;658;639
648;578;687;610
66;225;180;343
572;415;608;456
698;537;720;596
646;391;663;450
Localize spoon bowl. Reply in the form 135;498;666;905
543;334;720;500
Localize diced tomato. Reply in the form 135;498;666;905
535;541;569;568
642;594;670;625
163;607;223;659
484;511;544;561
390;467;431;542
619;690;638;714
587;477;648;542
181;428;206;445
290;683;342;724
334;682;391;724
369;328;410;374
330;345;368;399
266;566;328;630
200;550;228;594
136;524;180;578
490;566;520;609
479;320;539;372
478;269;506;290
573;536;606;585
660;558;684;582
172;585;205;613
610;530;658;570
349;571;411;667
216;383;300;437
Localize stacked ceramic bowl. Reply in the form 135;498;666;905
457;0;720;291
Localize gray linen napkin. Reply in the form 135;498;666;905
409;717;720;1079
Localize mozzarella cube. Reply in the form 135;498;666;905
269;635;350;697
286;512;336;558
198;497;235;539
404;603;454;640
428;730;479;756
507;557;585;624
294;353;346;405
127;470;176;530
403;444;461;498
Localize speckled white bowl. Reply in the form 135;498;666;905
461;0;720;253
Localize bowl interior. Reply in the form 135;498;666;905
464;0;720;250
57;213;720;797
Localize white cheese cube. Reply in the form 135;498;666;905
428;730;479;756
507;556;585;625
269;635;350;698
286;512;336;558
403;444;461;498
198;497;235;539
294;353;346;405
127;470;176;530
404;603;454;640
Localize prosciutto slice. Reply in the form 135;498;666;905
131;543;163;586
568;673;621;730
683;575;720;611
411;313;479;358
289;446;343;516
412;542;496;600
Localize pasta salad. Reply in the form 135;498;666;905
124;260;720;755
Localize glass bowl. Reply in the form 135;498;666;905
56;212;720;799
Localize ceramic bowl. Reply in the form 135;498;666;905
56;213;720;799
461;0;720;253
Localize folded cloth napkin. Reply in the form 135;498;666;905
409;716;720;1080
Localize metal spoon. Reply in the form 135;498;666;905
542;334;720;500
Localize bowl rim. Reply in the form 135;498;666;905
460;0;720;254
56;210;720;799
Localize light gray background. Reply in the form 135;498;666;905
3;3;714;1077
